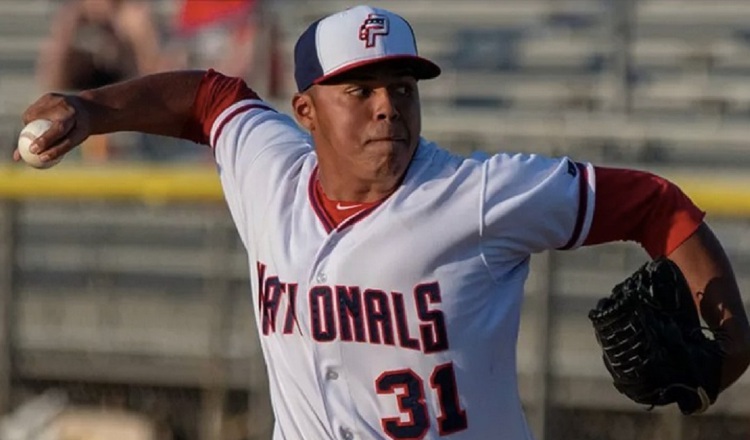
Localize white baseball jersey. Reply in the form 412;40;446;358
209;98;596;440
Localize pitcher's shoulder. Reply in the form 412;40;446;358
416;139;489;170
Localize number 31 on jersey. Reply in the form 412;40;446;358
376;362;468;439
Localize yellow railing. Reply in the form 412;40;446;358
0;165;223;203
675;178;750;217
1;165;749;216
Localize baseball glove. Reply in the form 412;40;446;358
588;257;724;415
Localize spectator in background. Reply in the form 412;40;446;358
163;0;261;84
136;0;274;163
36;0;163;162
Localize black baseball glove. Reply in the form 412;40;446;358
588;257;724;414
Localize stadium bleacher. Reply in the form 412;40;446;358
2;0;750;164
264;0;750;169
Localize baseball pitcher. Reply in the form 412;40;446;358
15;5;750;440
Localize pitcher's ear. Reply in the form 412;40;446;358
292;92;315;131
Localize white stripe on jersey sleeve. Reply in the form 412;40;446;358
571;162;596;249
209;98;272;149
479;154;597;260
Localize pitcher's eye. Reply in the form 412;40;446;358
348;86;373;98
393;84;413;96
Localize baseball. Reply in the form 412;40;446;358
17;119;62;169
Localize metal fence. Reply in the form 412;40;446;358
0;168;748;440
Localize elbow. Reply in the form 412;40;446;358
732;343;750;386
723;323;750;382
736;331;750;373
716;317;750;391
734;317;750;368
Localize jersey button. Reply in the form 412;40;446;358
316;272;327;283
339;427;354;440
325;369;339;380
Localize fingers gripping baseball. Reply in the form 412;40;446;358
15;93;92;163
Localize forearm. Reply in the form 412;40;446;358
668;223;750;390
76;70;206;138
18;69;251;163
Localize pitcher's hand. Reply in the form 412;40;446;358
14;93;92;164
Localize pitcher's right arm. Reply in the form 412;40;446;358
15;70;260;164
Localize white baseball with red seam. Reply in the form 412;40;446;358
17;119;62;169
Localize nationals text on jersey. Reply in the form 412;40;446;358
257;262;449;353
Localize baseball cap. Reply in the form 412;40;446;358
294;5;441;92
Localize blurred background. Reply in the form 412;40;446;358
1;0;750;439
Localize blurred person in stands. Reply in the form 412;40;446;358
163;0;261;82
144;0;279;162
36;0;162;162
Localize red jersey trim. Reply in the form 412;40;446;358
308;166;390;233
308;167;336;233
337;203;381;231
181;69;264;145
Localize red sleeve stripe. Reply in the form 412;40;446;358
581;167;705;257
559;162;590;250
210;101;275;149
181;70;261;145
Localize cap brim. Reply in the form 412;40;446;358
313;55;441;86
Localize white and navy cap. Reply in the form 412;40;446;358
294;5;441;92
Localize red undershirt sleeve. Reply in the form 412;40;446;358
583;167;705;258
180;69;261;145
